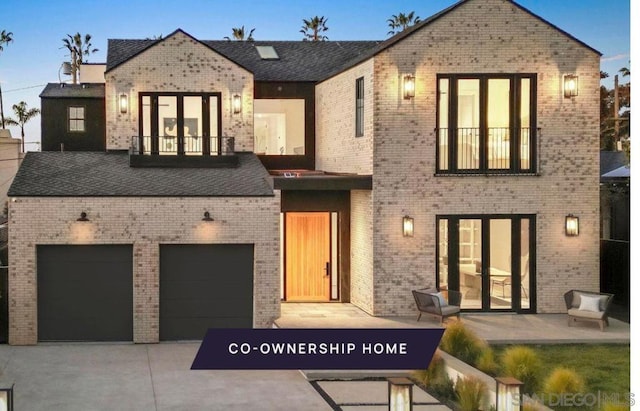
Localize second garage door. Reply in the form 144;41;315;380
160;244;254;340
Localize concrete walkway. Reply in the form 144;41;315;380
0;343;332;411
276;303;630;344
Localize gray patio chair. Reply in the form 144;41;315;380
412;288;462;324
563;290;614;331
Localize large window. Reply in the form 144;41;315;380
437;74;536;174
355;77;364;137
254;99;305;155
68;106;85;132
437;215;535;312
139;93;220;155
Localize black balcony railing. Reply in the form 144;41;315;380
130;135;235;156
437;127;534;173
129;136;237;168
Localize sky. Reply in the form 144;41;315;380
0;0;631;151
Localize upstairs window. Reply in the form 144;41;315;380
437;74;536;174
68;106;85;132
355;77;364;137
254;99;305;155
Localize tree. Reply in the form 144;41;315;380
300;16;328;42
62;33;99;84
5;101;40;153
224;26;255;41
600;68;630;151
0;29;14;128
387;12;420;36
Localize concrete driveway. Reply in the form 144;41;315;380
0;342;332;411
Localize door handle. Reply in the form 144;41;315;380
324;262;331;277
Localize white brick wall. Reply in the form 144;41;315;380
105;31;254;151
318;0;600;315
316;59;374;174
8;195;280;345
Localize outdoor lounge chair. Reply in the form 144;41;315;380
412;288;462;324
564;290;614;331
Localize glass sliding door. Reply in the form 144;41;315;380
436;215;535;312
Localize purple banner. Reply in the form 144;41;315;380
191;328;444;370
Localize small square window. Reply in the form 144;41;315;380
69;106;85;132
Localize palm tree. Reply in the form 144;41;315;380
300;16;329;42
5;101;40;153
619;67;630;77
61;33;99;84
387;12;421;36
0;29;14;129
224;26;255;41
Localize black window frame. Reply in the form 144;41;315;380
436;74;537;174
355;77;365;137
68;105;86;133
138;92;222;155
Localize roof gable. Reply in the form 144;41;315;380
106;29;252;74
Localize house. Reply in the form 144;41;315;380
7;0;600;345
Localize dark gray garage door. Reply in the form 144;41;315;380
160;244;254;341
37;245;133;341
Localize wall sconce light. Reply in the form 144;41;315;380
403;74;415;100
0;384;15;411
388;378;413;411
565;214;579;236
119;93;128;113
403;215;414;237
77;212;89;222
202;211;214;222
563;74;578;98
232;94;242;114
496;377;524;411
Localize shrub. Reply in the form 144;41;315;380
439;320;485;365
601;404;631;411
455;375;488;411
476;346;499;376
501;346;542;394
413;351;456;402
543;367;585;395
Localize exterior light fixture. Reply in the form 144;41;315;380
403;215;414;237
496;377;524;411
565;214;579;236
0;384;15;411
77;212;89;222
388;377;413;411
563;74;578;98
119;93;128;113
403;74;415;100
232;94;242;114
202;211;214;222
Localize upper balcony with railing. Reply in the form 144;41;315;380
129;135;237;168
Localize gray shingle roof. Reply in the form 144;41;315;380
106;33;379;82
39;83;105;98
8;151;274;197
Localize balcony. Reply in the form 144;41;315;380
129;136;238;168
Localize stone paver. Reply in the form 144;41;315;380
317;380;440;405
277;303;630;344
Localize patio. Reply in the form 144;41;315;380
275;303;630;344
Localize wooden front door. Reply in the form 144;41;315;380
285;212;331;301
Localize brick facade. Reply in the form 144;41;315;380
8;196;280;345
316;59;374;174
318;0;600;315
105;31;254;151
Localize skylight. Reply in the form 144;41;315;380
255;45;279;60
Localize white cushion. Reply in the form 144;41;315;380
578;294;602;312
434;292;447;307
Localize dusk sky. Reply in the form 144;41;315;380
0;0;631;151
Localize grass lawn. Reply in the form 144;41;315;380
494;344;630;399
